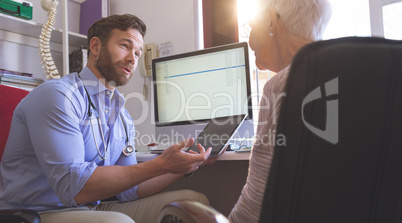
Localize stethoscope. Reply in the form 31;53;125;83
79;75;134;160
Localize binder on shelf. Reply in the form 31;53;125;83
79;0;109;35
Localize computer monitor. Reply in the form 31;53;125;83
152;42;252;127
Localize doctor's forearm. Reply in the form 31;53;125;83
74;158;168;205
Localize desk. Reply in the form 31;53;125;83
135;150;250;216
136;150;250;162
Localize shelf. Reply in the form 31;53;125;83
0;13;86;48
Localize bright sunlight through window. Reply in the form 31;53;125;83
237;0;258;43
237;0;260;130
323;0;371;40
236;0;402;132
383;2;402;40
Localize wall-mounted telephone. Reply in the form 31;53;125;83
139;43;158;100
140;43;158;77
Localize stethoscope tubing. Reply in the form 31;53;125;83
89;116;107;160
79;74;133;160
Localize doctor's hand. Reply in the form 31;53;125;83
187;146;220;166
158;138;212;175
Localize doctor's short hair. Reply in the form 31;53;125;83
86;14;147;56
260;0;332;40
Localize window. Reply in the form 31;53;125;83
236;0;402;132
323;0;371;39
382;2;402;40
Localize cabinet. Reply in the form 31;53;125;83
0;0;86;78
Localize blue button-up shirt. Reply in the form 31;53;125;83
0;67;139;211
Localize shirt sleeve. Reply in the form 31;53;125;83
24;81;97;207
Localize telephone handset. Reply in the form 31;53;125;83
139;43;157;100
140;43;157;77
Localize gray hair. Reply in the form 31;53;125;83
261;0;332;40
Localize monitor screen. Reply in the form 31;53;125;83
152;42;252;126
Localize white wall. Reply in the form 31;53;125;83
0;0;200;150
111;0;201;151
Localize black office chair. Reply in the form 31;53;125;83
157;36;402;223
0;209;40;223
260;36;402;223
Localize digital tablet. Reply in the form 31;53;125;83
187;114;247;156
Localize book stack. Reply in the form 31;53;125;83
0;69;45;91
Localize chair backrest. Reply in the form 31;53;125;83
0;85;29;159
259;37;402;223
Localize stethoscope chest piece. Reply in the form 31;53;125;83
123;145;134;156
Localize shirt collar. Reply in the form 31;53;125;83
78;67;126;104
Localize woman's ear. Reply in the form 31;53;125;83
268;6;279;35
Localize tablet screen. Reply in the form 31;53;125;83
187;114;247;156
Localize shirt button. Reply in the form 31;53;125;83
105;91;111;97
105;109;109;114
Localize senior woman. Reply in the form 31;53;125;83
228;0;332;222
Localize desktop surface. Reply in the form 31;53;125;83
136;150;250;163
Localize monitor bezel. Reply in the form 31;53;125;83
152;42;253;127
